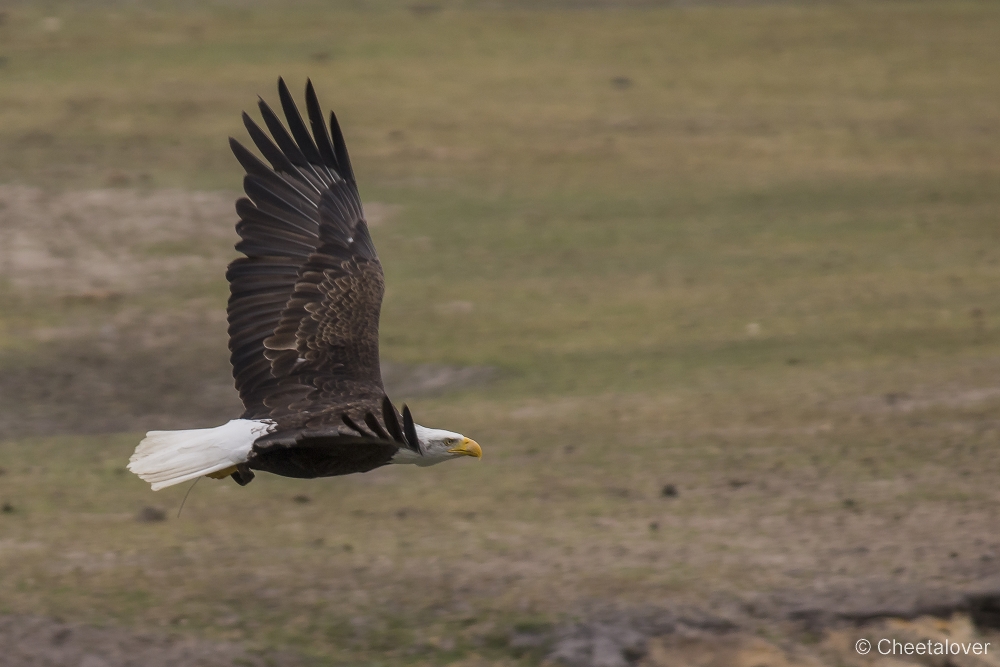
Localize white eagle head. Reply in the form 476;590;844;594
390;425;482;466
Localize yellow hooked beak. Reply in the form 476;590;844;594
448;437;482;459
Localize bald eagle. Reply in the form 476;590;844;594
128;79;481;491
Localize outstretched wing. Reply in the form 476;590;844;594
226;79;398;442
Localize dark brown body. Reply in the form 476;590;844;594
248;436;398;479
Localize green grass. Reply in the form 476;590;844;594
1;1;1000;665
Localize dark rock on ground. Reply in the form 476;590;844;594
542;607;736;667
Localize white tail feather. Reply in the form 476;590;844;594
128;420;273;491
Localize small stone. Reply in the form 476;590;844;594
136;506;166;523
661;484;678;498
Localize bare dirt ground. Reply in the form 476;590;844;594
0;185;399;297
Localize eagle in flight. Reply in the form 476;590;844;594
128;79;482;491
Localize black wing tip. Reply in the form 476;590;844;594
402;405;422;456
257;78;354;182
241;110;300;175
304;79;339;172
230;137;273;177
341;413;369;437
328;110;356;183
241;111;260;130
228;135;247;160
276;76;323;165
381;395;406;445
364;412;391;441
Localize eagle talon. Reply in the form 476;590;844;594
231;465;255;486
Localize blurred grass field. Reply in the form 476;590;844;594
1;1;1000;665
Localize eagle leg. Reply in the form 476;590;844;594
230;464;256;486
